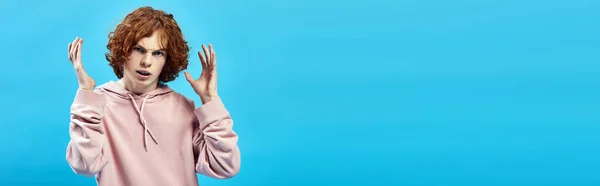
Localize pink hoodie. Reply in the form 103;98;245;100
65;81;241;186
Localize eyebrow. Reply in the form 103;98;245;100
135;44;166;52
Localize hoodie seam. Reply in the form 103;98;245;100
100;88;170;104
97;81;172;104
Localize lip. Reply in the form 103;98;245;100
136;70;152;80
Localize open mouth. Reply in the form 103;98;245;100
136;70;151;76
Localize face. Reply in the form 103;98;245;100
122;31;168;91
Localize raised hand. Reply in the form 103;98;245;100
184;44;218;104
68;37;95;91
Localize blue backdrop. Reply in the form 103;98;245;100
0;0;599;185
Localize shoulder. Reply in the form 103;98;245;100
169;90;197;111
168;91;199;120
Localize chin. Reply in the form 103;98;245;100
136;78;158;86
126;75;156;87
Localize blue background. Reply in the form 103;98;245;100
1;0;599;185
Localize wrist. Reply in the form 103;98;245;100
78;86;92;91
200;93;219;104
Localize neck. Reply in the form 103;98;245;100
117;78;158;95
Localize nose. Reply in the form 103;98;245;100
140;52;152;67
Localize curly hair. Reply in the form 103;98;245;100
105;6;190;83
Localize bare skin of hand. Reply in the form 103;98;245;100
68;37;95;91
185;44;219;104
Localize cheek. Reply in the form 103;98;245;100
123;58;138;74
152;59;167;75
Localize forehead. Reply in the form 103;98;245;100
136;30;168;50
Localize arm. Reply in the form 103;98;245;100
184;44;240;178
191;97;241;179
65;89;110;177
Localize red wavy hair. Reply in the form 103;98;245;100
105;6;190;83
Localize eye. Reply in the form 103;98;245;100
133;46;144;53
152;51;165;56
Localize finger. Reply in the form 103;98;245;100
184;71;194;83
202;44;210;66
77;38;84;60
71;37;79;54
69;38;78;61
74;40;80;62
72;37;79;52
68;43;72;61
208;44;214;67
209;49;218;90
69;38;77;53
197;51;206;69
211;48;217;73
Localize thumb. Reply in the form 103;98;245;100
184;71;194;83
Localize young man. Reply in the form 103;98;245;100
65;6;241;186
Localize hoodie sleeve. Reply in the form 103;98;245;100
191;97;241;179
65;89;110;177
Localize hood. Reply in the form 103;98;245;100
96;81;174;151
97;81;174;100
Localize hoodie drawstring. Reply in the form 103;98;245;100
128;94;159;151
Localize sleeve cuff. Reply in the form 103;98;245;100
194;97;230;128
